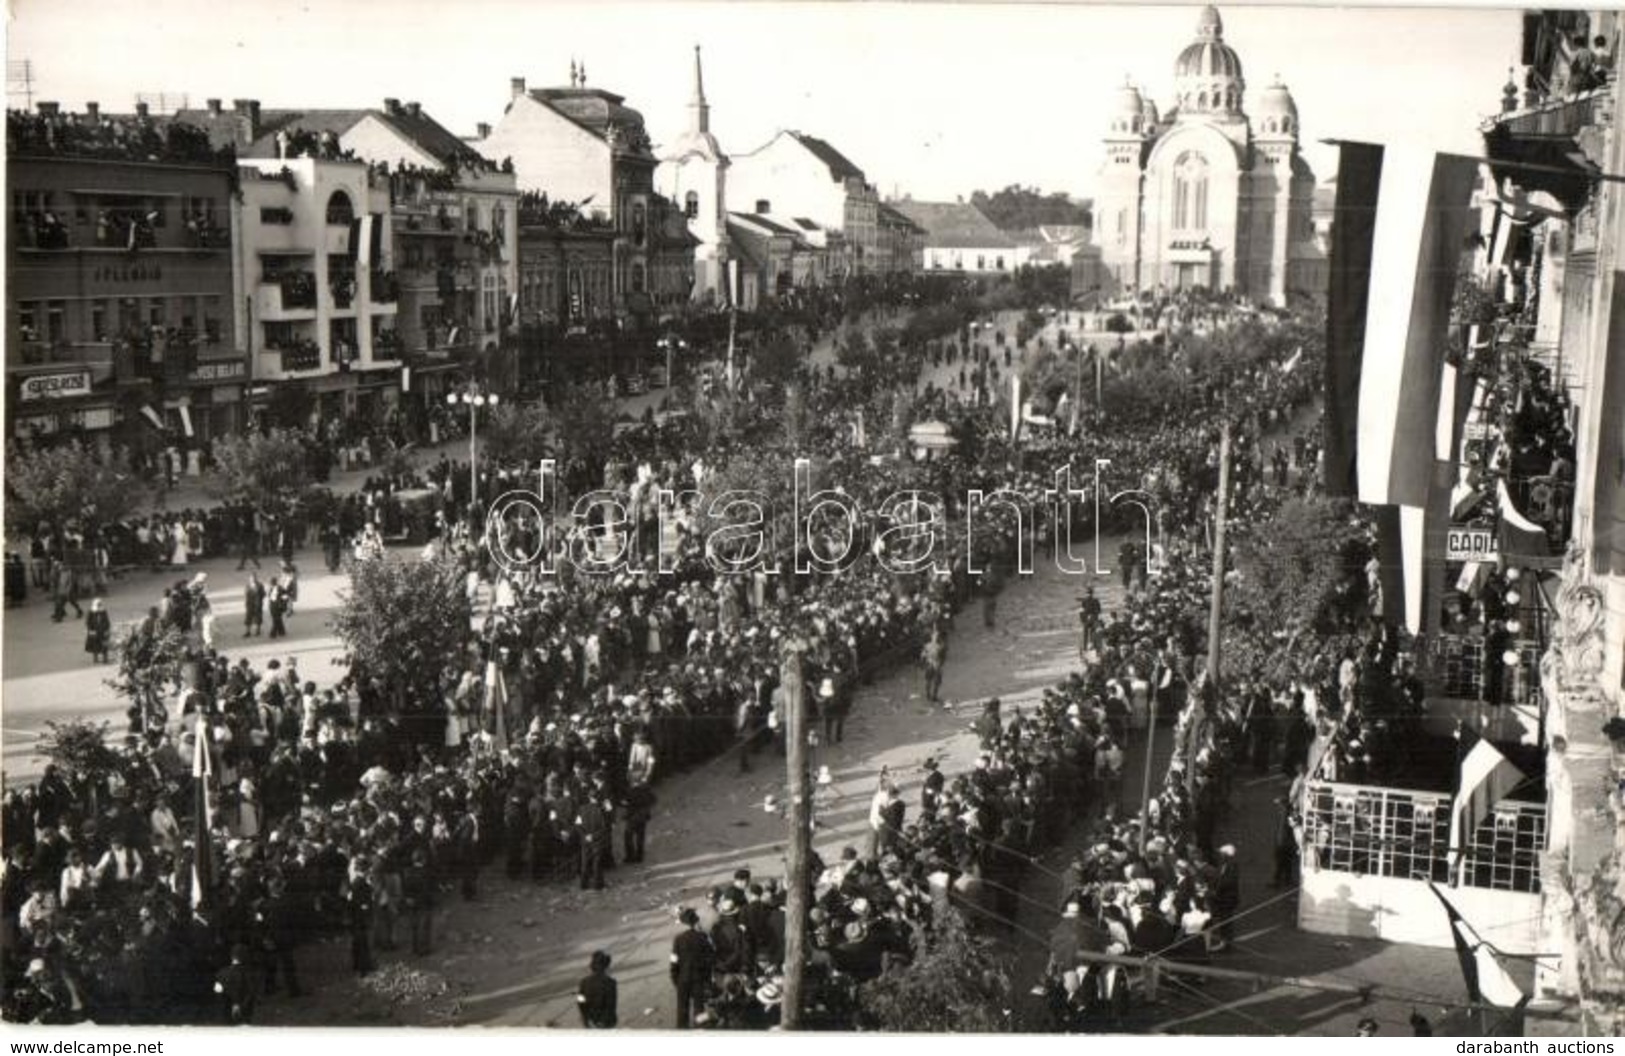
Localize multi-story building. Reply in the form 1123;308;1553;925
1476;9;1625;1034
728;130;880;278
725;211;829;308
478;69;691;326
874;203;925;275
180;96;521;405
235;155;399;424
514;196;616;388
6;102;244;462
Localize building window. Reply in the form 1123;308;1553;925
91;303;107;343
977;255;986;270
1173;151;1210;232
260;207;294;225
325;191;355;226
46;302;66;343
996;256;1005;270
465;200;480;233
685;191;699;219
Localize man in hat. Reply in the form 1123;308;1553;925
921;757;945;815
670;907;714;1029
711;893;754;976
920;631;946;703
576;778;612;890
576;950;618;1028
1212;844;1240;949
1077;586;1101;658
215;942;258;1024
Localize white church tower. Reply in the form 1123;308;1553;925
656;46;730;305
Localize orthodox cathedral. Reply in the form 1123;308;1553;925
1094;6;1323;305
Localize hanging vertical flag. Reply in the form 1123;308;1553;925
139;404;165;431
348;217;362;263
1322;142;1480;504
1279;345;1303;375
401;365;412;393
484;658;509;752
1447;738;1526;885
1427;882;1530;1009
190;713;215;910
178;404;194;439
1009;373;1022;443
1593;283;1625;576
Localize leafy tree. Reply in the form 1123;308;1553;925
968;185;1091;231
750;330;804;391
207;427;311;507
481;402;553;467
5;441;141;533
551;383;618;473
264;382;315;430
331;554;473;710
36;719;123;787
1224;495;1369;684
858;908;1014;1032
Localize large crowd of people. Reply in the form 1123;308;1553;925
2;280;1374;1030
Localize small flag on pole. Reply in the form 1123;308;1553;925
190;713;214;910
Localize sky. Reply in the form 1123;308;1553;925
7;1;1522;202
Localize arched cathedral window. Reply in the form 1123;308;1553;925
1172;151;1210;232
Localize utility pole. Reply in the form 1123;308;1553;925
781;636;810;1029
1205;417;1232;691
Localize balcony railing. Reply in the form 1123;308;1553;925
9;340;114;369
272;273;317;309
268;341;322;372
1498;87;1607;138
1433;633;1541;706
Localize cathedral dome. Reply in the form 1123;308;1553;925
1254;78;1298;136
1174;5;1245;117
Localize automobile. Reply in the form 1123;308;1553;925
648;365;669;389
624;373;649;395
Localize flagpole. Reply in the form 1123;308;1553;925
1205;418;1232;689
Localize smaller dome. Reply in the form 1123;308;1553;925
1141;97;1161;125
1256;78;1298;124
1176;40;1244;81
1195;5;1223;40
1113;81;1145;117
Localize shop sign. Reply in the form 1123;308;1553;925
1446;527;1499;562
19;371;91;401
190;360;247;382
90;263;164;283
12;405;114;436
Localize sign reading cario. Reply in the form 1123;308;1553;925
18;371;91;401
1446;527;1500;562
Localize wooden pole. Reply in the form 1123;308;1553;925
1205;418;1231;689
781;638;810;1029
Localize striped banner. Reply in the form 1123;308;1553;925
1353;146;1480;509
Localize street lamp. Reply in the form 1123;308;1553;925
446;385;500;506
656;333;688;390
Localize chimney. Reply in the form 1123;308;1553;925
206;98;222;116
85;102;100;121
406;101;421;117
510;76;526;99
135;102;150;118
36;102;59;116
755;199;771;215
233;99;261;142
476;122;491;139
383;97;401;115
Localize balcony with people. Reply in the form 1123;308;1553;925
257;268;318;318
5;105;236;168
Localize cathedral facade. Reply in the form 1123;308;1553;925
1094;6;1323;306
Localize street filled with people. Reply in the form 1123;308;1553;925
1;279;1408;1030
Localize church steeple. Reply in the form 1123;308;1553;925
689;45;710;135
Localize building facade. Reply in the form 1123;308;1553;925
1093;5;1322;305
478;70;691;323
7;105;245;463
236;156;400;424
1477;9;1625;1034
728;130;879;278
